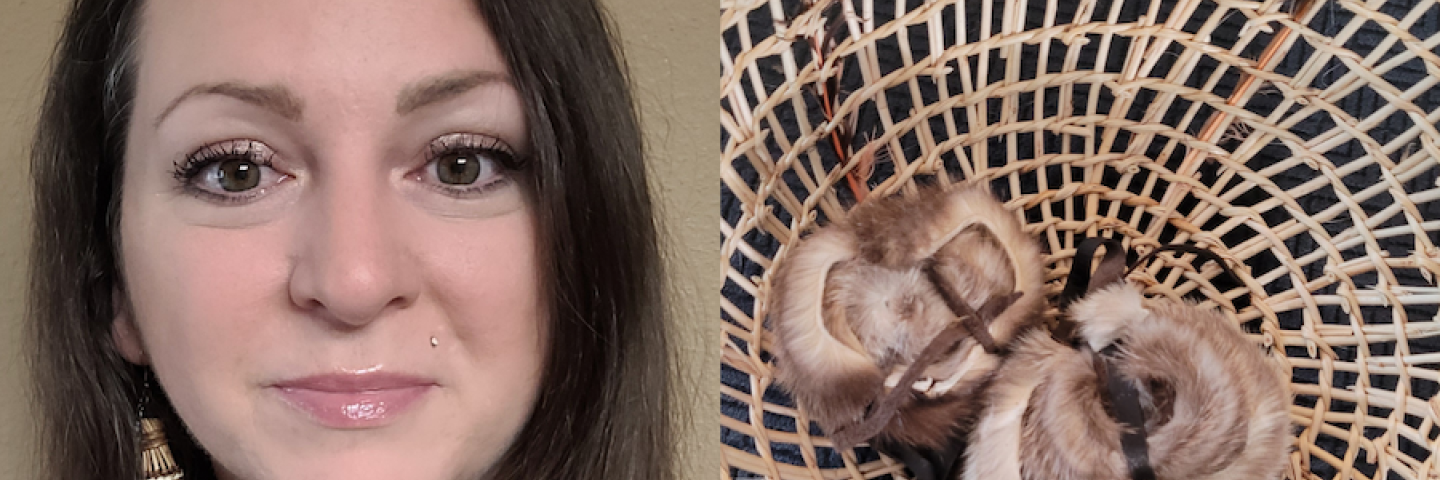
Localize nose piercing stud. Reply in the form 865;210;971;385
430;336;439;347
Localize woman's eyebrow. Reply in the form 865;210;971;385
154;82;303;128
395;70;509;115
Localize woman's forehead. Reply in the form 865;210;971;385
131;0;512;118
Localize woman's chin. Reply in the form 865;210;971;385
202;406;501;480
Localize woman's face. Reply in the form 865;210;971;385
113;0;545;478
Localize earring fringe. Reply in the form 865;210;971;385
141;418;184;480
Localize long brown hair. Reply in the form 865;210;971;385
27;1;671;479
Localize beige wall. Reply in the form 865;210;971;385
601;0;718;478
0;0;715;476
0;0;64;474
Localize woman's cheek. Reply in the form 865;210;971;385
123;215;293;396
427;210;547;358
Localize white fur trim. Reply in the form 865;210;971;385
1071;282;1150;351
962;374;1041;480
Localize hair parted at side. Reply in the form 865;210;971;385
27;0;672;479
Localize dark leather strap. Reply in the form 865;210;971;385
1092;345;1157;480
922;260;1005;354
1053;237;1127;343
1062;238;1163;480
1058;237;1127;309
828;274;1022;452
1122;243;1251;480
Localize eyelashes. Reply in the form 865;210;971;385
426;133;522;169
173;140;286;204
173;139;275;181
172;134;526;205
419;133;525;198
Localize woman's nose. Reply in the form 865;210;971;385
287;172;420;329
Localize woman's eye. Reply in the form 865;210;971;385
434;151;492;185
417;133;522;198
175;140;288;203
189;158;285;197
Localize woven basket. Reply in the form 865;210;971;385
720;0;1440;479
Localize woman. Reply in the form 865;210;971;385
27;0;670;479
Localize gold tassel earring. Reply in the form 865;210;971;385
139;372;184;480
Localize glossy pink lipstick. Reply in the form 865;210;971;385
272;372;435;429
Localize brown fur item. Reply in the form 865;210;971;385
963;282;1292;480
768;183;1046;449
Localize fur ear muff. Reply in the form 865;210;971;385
992;281;1291;480
110;288;148;364
772;183;1053;451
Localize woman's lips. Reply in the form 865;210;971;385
271;373;436;429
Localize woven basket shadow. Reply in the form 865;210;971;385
721;0;1440;479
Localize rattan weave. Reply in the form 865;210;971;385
720;1;1440;479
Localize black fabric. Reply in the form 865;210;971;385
872;436;968;480
1127;244;1239;283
